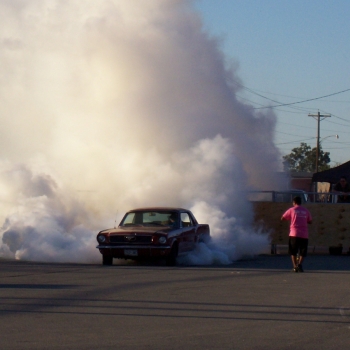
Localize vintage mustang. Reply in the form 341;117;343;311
96;207;210;266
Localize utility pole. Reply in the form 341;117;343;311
308;111;331;173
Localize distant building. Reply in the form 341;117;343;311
276;171;313;192
289;172;314;192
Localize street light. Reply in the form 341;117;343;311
319;134;339;144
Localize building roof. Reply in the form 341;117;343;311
312;161;350;184
290;171;313;179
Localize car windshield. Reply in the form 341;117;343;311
120;211;178;227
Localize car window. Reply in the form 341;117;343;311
180;212;194;228
122;213;135;225
144;212;167;223
120;211;178;226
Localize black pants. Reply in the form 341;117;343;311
288;237;308;257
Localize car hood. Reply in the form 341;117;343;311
100;226;173;235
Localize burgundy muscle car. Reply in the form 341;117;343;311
96;207;210;266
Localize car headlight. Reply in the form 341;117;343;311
158;236;167;244
97;235;106;243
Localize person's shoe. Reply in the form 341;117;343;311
293;267;299;272
297;264;304;272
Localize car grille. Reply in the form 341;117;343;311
109;235;153;244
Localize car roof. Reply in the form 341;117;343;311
126;207;188;212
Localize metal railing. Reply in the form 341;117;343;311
248;190;348;204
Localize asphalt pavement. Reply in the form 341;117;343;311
0;254;349;350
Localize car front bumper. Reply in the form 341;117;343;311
96;245;172;258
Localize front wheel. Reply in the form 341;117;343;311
102;255;113;266
166;244;178;266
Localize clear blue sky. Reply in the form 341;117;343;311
194;0;350;165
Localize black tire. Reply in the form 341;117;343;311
199;234;210;244
102;255;113;266
166;243;178;266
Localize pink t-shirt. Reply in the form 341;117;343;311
282;205;312;238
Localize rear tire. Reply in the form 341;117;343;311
199;234;210;244
102;255;113;266
166;244;178;266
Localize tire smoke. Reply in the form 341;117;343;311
0;0;283;264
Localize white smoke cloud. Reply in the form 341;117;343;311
0;163;99;262
0;0;280;264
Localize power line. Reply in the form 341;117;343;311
233;80;350;163
278;121;316;130
277;120;350;135
236;83;350;104
324;118;350;127
319;109;350;123
253;88;350;110
234;80;317;113
234;80;350;121
275;137;316;145
235;81;350;123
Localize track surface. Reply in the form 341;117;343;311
1;255;350;349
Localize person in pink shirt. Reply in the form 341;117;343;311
281;196;312;272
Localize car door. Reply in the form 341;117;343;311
180;212;197;252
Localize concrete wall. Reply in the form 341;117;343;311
253;202;350;249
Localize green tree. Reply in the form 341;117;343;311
283;142;331;172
